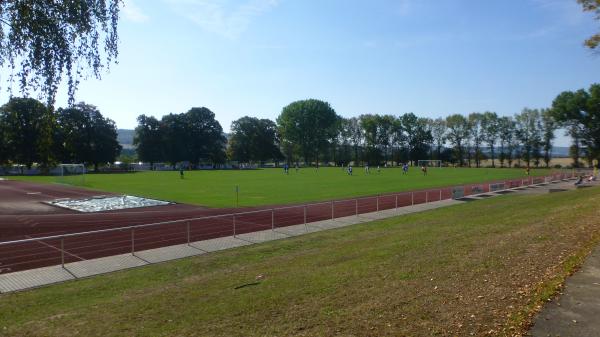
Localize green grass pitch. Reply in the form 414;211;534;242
7;167;549;208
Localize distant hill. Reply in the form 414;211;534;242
550;146;569;157
117;129;135;150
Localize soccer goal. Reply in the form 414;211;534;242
417;160;442;168
57;164;86;186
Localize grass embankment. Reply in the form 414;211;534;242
1;186;599;336
7;167;548;207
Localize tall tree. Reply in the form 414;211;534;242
391;117;406;165
480;111;499;167
400;113;432;165
468;113;484;168
277;99;339;166
133;115;164;168
378;115;396;165
160;113;188;167
515;108;542;168
0;1;120;104
551;84;600;168
55;102;121;171
54;104;91;164
91;110;122;170
336;118;354;166
0;97;53;168
428;118;447;160
445;114;470;166
540;109;556;168
359;114;383;165
347;117;363;165
228;116;282;165
497;116;515;168
184;107;227;166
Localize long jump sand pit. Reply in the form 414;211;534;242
48;195;172;213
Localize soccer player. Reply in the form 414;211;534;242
421;165;427;176
179;166;184;179
284;163;289;174
402;163;409;175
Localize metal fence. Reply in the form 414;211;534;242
0;171;576;275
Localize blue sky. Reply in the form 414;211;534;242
3;0;600;146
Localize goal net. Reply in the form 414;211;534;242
57;164;86;186
417;160;442;168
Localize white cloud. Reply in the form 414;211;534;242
122;0;150;23
164;0;280;39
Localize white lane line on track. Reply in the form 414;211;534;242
24;235;85;261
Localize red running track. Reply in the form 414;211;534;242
0;174;566;274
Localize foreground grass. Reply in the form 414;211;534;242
1;186;599;336
7;167;548;207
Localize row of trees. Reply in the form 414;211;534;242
3;84;598;170
220;84;600;168
272;106;557;168
130;97;567;168
0;98;121;170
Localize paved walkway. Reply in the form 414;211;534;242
0;178;580;293
529;244;600;337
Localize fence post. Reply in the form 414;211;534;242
233;214;236;237
331;201;334;220
426;191;428;203
439;189;442;200
395;195;398;210
376;196;379;212
411;192;414;205
271;209;275;230
186;221;190;245
303;205;307;225
303;205;308;232
355;199;358;217
61;237;65;268
131;228;135;256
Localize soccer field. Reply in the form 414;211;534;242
7;167;549;208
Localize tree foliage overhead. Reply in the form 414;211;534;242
0;0;121;104
578;0;600;49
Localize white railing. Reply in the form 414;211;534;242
0;171;575;275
